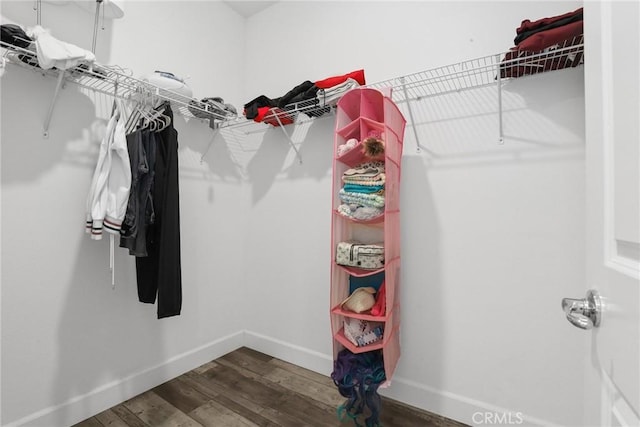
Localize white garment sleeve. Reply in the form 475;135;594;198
104;103;132;234
85;115;117;240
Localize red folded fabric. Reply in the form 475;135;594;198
516;7;582;36
516;20;583;52
254;106;270;122
370;281;386;317
315;69;365;89
262;107;294;126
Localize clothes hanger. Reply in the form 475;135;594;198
153;104;171;132
125;102;149;134
143;100;171;132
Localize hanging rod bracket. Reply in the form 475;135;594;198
400;78;424;153
272;112;303;164
496;54;504;145
200;127;221;164
43;70;66;138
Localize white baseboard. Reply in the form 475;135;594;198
243;330;334;377
6;330;562;427
5;331;244;427
379;376;564;427
242;332;563;427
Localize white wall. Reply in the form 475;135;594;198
1;2;248;426
1;1;589;426
242;2;586;426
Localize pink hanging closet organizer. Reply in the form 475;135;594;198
330;86;406;387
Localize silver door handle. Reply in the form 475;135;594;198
561;289;602;330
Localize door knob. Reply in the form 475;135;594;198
561;289;602;330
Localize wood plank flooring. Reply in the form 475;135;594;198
74;347;469;427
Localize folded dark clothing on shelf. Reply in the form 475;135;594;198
514;8;583;46
244;95;280;119
514;20;583;53
189;97;237;121
1;24;32;49
244;69;365;124
500;34;583;78
277;80;318;108
71;63;108;79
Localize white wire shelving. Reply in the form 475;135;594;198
366;35;584;147
0;39;241;137
1;34;584;152
227;34;584;155
368;35;584;102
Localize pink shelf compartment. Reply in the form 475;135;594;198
334;328;385;354
336;264;385;277
331;304;389;322
359;89;385;122
335;118;361;140
336;116;385;138
335;89;363;125
335;144;366;168
333;322;400;356
335;117;386;167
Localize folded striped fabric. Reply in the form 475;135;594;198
343;161;385;177
343;173;386;185
339;189;385;208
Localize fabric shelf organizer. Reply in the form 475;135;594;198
329;87;406;426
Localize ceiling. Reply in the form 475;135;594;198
222;1;278;18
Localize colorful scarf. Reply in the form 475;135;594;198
331;349;386;427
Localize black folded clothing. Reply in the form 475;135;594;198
1;24;32;49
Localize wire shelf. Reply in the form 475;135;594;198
2;33;584;147
0;40;237;126
367;35;584;103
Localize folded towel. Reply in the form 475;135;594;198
343;174;386;186
338;204;384;220
343;183;384;194
339;189;385;209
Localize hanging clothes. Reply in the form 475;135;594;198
85;99;131;240
120;128;157;257
134;104;182;319
85;99;131;288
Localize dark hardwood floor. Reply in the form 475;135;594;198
74;347;468;427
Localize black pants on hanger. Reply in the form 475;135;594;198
136;105;182;319
120;128;156;257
